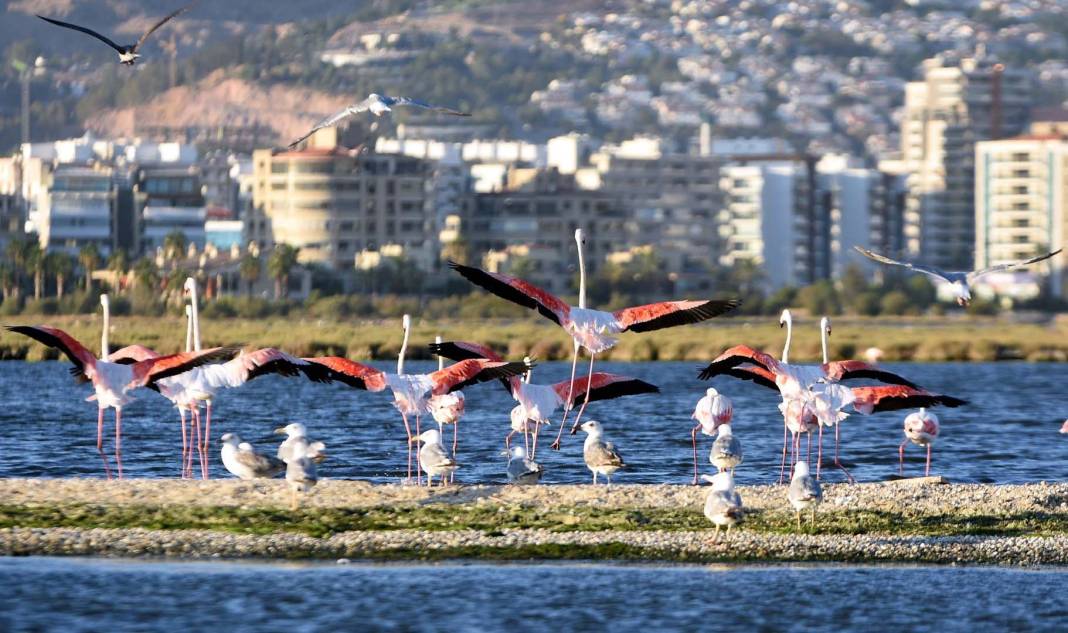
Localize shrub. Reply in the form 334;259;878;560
879;291;910;316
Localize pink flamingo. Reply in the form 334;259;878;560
900;408;940;477
429;340;658;459
449;229;738;451
6;323;238;478
307;332;532;484
691;387;733;484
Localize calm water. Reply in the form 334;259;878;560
0;558;1066;632
0;360;1066;484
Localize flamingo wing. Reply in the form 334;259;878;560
613;299;740;333
552;373;659;408
206;348;335;388
427;340;504;362
823;360;919;389
697;345;781;381
6;325;98;381
107;344;161;365
429;358;533;395
448;261;570;326
132;346;241;388
302;357;388;391
851;385;967;414
720;365;779;391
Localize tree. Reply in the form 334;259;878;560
108;249;129;292
267;244;300;299
163;231;188;266
0;262;14;303
27;243;44;300
3;236;35;300
239;253;262;296
78;244;100;292
47;252;74;299
132;257;159;292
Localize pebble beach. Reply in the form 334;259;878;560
3;478;1068;565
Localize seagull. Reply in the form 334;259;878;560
410;429;457;487
220;433;285;480
274;423;327;463
787;461;822;530
701;471;743;542
854;246;1063;307
580;420;625;485
710;423;743;474
283;436;319;511
503;445;543;485
38;3;195;66
288;94;471;148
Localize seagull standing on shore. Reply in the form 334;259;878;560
411;429;457;487
38;3;195;66
275;423;327;463
503;445;543;484
854;246;1063;307
701;471;743;542
288;94;470;147
710;424;743;474
787;461;822;530
283;437;319;511
220;433;285;480
580;420;625;485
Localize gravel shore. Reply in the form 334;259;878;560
3;478;1068;564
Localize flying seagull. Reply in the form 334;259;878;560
288;94;471;148
854;246;1063;306
38;2;195;66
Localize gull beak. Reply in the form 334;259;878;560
409;436;421;445
273;427;287;435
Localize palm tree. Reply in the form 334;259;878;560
163;230;188;267
0;262;15;304
4;237;35;301
27;243;45;300
133;257;160;292
78;244;101;292
267;244;300;299
239;253;262;297
107;249;129;292
47;252;75;299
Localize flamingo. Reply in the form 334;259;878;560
181;277;333;479
691;387;733;484
449;228;739;450
306;333;533;484
6;321;238;479
901;408;940;477
429;340;659;459
427;336;464;479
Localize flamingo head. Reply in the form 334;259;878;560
100;293;109;309
183;277;197;296
779;309;792;329
274;422;306;437
575;228;585;245
821;316;831;337
402;314;411;330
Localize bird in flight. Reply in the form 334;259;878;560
38;2;195;66
288;94;470;148
854;246;1062;306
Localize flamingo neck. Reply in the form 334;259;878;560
185;307;193;353
189;281;202;352
523;356;532;383
820;321;829;364
398;319;410;375
435;336;443;371
101;299;110;358
577;235;587;309
781;315;792;364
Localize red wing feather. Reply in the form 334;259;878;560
614;299;740;333
430;359;531;395
851;385;967;414
552;373;659;408
107;344;161;365
698;345;781;381
448;261;570;326
303;357;388;391
133;346;241;387
427;340;504;362
6;325;98;380
823;360;919;389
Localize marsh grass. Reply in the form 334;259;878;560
1;315;1066;362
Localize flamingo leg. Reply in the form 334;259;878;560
925;444;932;477
834;423;855;484
400;411;413;484
415;414;423;486
691;424;700;485
806;431;812;467
530;423;541;459
779;420;788;485
450;421;458;484
523;425;529;456
97;407;112;480
898;439;908;476
192;408;203;480
179;408;188;479
568;353;597;434
817;424;824;480
202;402;213;480
551;340;582;451
114;408;123;480
505;429;515;450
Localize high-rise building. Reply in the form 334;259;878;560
33;164;116;255
975;135;1067;297
899;52;1032;270
250;131;434;270
135;165;206;253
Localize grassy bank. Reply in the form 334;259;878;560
1;315;1067;362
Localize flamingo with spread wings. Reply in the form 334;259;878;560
450;229;738;450
6;320;238;479
429;340;659;459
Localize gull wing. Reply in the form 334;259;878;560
853;246;952;283
288;105;362;149
388;96;471;116
134;2;196;52
968;249;1063;282
37;15;124;53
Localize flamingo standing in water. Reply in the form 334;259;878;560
427;336;464;479
429;340;659;459
307;322;533;484
691;387;733;484
6;317;238;478
449;229;739;450
901;408;940;477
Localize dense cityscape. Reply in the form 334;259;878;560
2;0;1068;315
